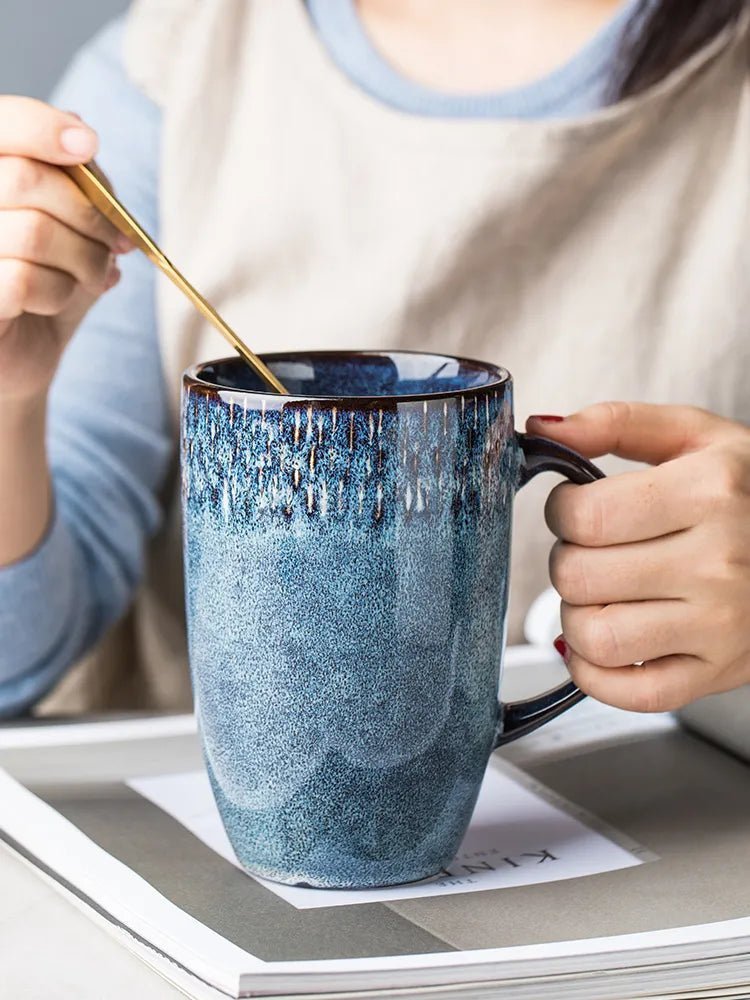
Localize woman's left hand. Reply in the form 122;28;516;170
526;403;750;713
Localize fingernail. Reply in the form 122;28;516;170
553;635;570;663
60;126;98;158
105;262;121;289
530;415;565;423
114;234;134;254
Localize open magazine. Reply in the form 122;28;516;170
0;649;749;999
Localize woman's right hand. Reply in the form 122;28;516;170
0;97;131;404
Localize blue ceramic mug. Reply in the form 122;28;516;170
182;351;603;889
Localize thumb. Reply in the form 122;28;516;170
525;402;727;465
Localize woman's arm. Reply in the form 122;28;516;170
0;20;170;716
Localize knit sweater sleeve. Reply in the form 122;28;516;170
0;19;170;716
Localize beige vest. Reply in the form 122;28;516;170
37;0;750;714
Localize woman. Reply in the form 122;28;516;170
0;0;747;716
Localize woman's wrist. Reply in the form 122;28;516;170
2;389;48;424
0;391;53;567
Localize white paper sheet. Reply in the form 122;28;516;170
128;762;644;910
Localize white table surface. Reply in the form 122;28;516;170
0;848;185;1000
0;658;618;1000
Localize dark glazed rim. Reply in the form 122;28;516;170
183;349;512;405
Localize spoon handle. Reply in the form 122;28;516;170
65;163;288;395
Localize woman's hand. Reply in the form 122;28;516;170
526;404;750;713
0;97;132;567
0;97;130;403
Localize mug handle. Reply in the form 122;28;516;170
492;433;606;749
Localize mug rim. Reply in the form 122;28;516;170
184;349;511;404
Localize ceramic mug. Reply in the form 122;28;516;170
182;350;603;889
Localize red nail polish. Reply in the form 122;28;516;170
553;635;570;662
530;415;565;423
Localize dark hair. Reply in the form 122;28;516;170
615;0;745;100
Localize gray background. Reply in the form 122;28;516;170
2;0;129;99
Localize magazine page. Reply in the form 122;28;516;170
1;700;749;997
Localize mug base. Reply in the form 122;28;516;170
241;862;446;892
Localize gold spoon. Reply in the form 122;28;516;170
65;162;288;395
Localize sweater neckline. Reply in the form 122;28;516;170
281;0;747;154
306;0;639;120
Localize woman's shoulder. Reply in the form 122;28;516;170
51;17;160;135
66;17;129;76
51;17;160;229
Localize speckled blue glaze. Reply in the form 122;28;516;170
181;352;520;889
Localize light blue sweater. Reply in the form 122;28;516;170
0;2;635;715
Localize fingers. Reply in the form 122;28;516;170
560;599;703;667
536;402;750;712
0;260;79;319
0;156;129;253
527;402;728;465
0;97;98;165
562;647;707;713
0;209;118;297
560;633;747;713
549;532;690;605
546;445;750;551
544;453;709;546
